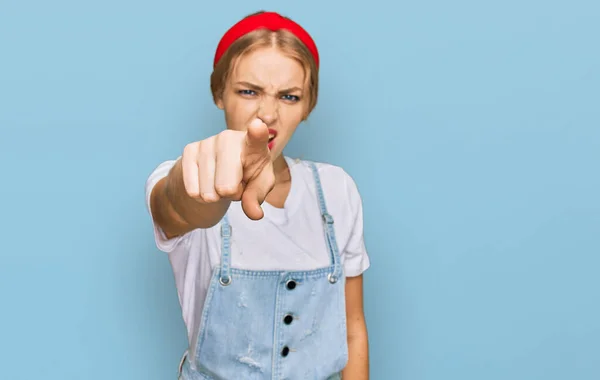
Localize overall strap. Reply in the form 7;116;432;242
308;161;343;283
219;213;232;286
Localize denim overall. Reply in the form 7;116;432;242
178;162;348;380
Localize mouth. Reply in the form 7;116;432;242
268;129;277;149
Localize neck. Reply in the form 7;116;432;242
265;154;292;208
272;154;291;183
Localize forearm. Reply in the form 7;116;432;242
342;330;369;379
151;158;230;238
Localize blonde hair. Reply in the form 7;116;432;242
210;11;319;119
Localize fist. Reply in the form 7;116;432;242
181;118;276;220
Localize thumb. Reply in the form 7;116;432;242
244;118;269;155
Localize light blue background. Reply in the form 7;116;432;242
1;0;598;379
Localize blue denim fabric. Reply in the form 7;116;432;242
178;162;348;379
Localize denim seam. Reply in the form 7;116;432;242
194;268;220;365
227;266;334;278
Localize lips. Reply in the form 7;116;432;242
268;129;277;150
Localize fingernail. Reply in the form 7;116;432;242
201;192;217;201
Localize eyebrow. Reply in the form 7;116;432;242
235;81;303;93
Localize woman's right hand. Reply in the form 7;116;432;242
180;118;276;220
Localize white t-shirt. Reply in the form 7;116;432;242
144;156;370;348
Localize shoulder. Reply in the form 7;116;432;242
144;158;189;253
287;156;360;192
145;158;179;187
286;156;363;217
144;158;179;207
288;157;370;276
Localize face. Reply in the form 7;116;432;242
216;47;308;160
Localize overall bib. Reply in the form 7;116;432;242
179;162;348;380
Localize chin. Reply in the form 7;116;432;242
269;149;285;161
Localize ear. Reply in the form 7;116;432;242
302;105;310;121
216;96;224;110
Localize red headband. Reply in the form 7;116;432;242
213;12;320;68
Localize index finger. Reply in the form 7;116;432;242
243;118;270;156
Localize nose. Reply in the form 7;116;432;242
257;96;278;126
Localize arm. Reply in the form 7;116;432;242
151;121;276;239
150;158;231;239
342;274;369;379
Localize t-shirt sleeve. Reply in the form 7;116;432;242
145;158;189;253
341;170;371;277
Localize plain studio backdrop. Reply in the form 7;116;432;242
0;1;598;379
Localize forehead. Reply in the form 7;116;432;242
231;47;306;87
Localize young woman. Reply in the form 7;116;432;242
145;11;370;379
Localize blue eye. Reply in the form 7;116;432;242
282;94;300;102
239;89;256;96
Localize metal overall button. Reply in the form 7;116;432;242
285;279;297;290
328;273;338;284
219;275;232;286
